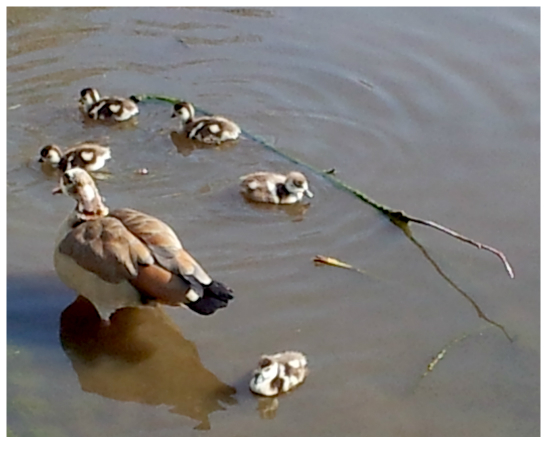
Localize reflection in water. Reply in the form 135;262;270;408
256;397;279;420
241;198;311;222
169;130;240;156
38;161;59;179
81;113;140;130
59;296;237;430
222;8;276;19
393;220;513;342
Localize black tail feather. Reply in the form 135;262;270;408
186;281;233;316
207;280;234;301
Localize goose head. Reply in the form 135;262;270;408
56;168;108;218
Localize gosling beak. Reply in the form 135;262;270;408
304;189;314;198
52;185;62;195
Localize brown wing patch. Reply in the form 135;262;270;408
129;264;193;306
58;217;154;283
95;101;115;119
111;208;181;247
111;208;206;279
66;149;95;169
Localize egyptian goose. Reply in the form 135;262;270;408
171;101;241;144
249;351;308;396
53;168;233;322
79;88;139;122
39;143;111;172
239;171;313;204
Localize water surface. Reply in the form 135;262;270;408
6;7;539;436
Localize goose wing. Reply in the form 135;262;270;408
109;208;212;288
57;216;154;283
57;210;216;307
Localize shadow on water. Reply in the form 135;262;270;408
7;273;237;431
7;273;74;348
59;296;237;430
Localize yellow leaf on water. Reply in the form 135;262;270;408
313;255;355;270
313;255;381;280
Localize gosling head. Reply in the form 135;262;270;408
171;101;195;124
38;144;63;166
79;87;101;109
285;171;314;199
249;357;283;397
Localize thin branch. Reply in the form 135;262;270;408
397;214;514;279
133;93;515;280
397;222;513;342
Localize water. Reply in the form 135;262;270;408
6;7;539;436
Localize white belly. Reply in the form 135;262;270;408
54;239;142;320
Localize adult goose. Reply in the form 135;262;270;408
53;168;233;322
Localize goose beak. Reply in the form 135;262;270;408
304;189;314;198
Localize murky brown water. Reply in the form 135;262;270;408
7;7;539;436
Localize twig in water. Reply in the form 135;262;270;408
396;221;513;342
392;213;514;279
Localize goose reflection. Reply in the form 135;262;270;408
256;397;279;419
241;197;311;221
59;296;237;430
170;131;239;156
